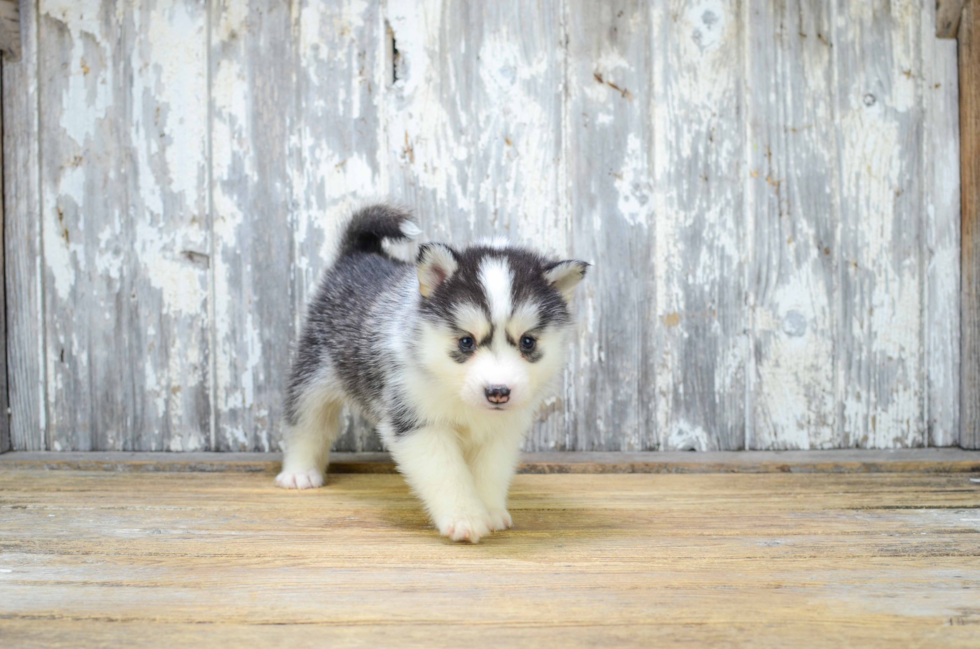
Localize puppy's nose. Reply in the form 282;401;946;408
485;385;511;404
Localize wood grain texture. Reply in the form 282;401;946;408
835;0;926;448
564;0;654;450
745;0;838;449
0;0;966;452
0;64;6;454
923;1;962;446
654;0;747;450
0;469;978;647
210;0;298;451
962;0;980;449
0;0;19;61
936;0;965;38
38;0;211;451
3;0;43;451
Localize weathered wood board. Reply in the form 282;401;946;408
35;0;211;452
0;65;6;453
0;469;978;647
564;0;653;450
1;0;964;451
745;0;838;449
3;0;43;451
835;0;925;449
924;2;962;446
961;0;980;449
210;0;298;453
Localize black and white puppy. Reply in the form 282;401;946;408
276;205;588;543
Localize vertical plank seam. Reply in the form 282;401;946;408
631;6;645;451
653;0;662;453
962;0;979;448
829;0;845;447
645;0;658;451
0;62;7;453
559;0;571;451
206;0;216;452
33;0;46;450
740;0;753;450
375;0;389;452
923;0;931;446
290;0;303;450
378;0;390;204
915;0;928;447
921;0;931;446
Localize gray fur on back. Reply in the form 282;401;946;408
285;206;419;426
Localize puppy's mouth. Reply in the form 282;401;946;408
478;402;510;412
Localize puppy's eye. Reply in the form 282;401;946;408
458;336;476;353
520;336;536;353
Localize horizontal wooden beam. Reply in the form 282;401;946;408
0;0;19;61
937;0;965;38
2;449;979;474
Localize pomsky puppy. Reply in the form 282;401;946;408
276;205;588;543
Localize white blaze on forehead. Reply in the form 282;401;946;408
479;257;513;324
453;302;491;341
506;301;541;340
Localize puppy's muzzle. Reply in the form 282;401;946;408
485;385;511;405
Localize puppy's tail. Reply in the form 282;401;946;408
338;204;422;257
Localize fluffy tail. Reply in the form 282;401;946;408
338;204;422;257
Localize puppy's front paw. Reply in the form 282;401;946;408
487;508;513;531
275;468;325;490
437;510;492;543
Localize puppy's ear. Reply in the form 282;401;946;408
416;243;458;297
544;260;589;302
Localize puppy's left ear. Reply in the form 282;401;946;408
544;260;589;302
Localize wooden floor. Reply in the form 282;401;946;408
1;462;980;647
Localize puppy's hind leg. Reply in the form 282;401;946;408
276;386;342;490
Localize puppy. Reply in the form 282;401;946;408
276;205;587;543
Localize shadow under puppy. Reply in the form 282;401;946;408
277;205;588;543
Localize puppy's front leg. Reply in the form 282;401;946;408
468;429;523;531
388;424;492;543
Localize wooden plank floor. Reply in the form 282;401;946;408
1;467;979;647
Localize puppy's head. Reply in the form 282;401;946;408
414;242;587;413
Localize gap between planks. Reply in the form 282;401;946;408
0;449;978;475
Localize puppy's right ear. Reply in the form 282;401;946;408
416;243;458;297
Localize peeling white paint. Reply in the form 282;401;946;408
149;2;208;208
15;0;960;453
613;133;653;229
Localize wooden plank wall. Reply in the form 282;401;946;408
1;0;963;452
